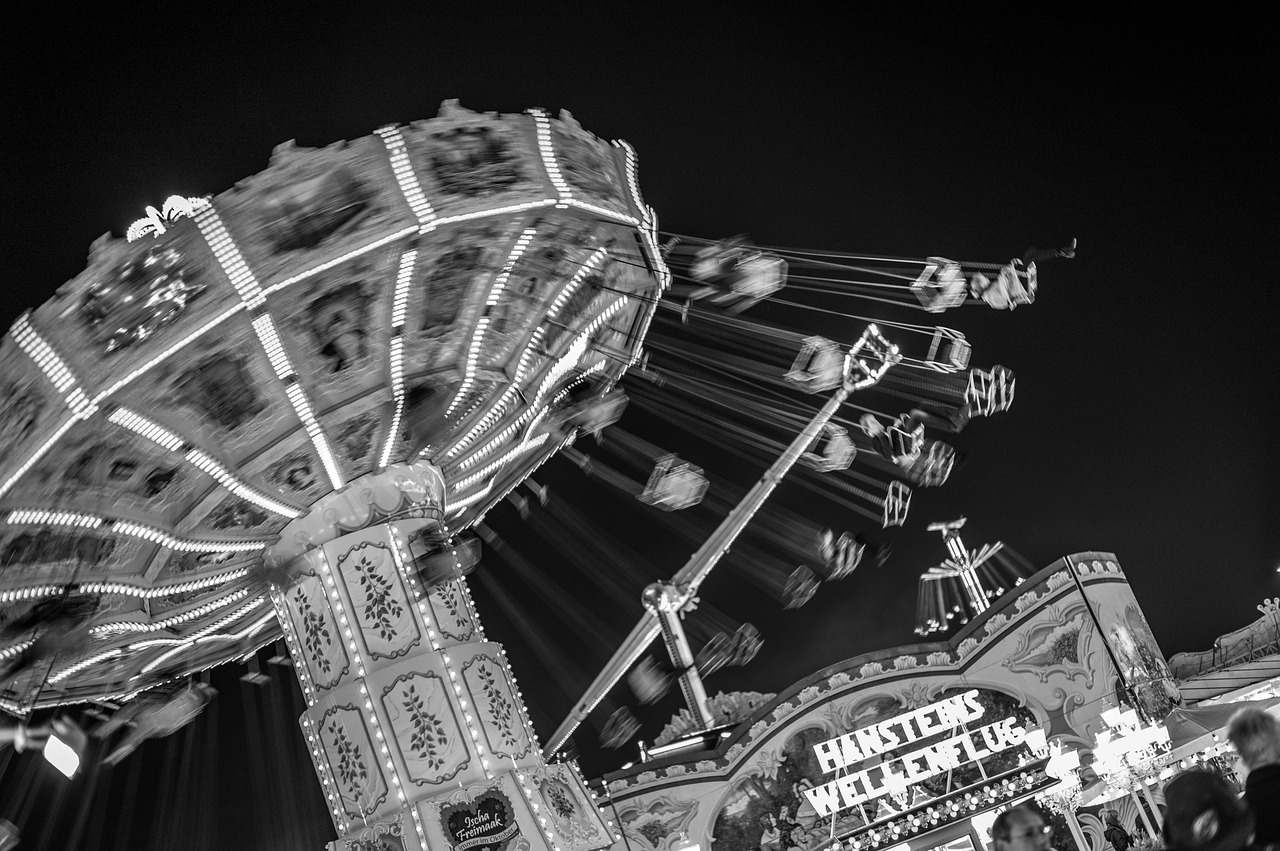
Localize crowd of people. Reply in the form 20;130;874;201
992;706;1278;851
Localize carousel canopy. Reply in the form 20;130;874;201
0;101;664;709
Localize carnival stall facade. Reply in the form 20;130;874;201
600;553;1180;851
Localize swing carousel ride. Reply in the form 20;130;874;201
0;102;1064;848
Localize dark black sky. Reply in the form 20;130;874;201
2;10;1277;850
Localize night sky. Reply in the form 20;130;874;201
1;11;1277;850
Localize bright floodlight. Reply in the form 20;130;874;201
42;732;80;778
41;719;86;778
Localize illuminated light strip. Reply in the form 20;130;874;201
301;711;347;831
498;647;539;748
91;304;244;403
4;509;267;554
431;198;558;229
185;448;302;516
317;547;368;683
535;333;591;406
548;248;608;323
451;432;550;493
516;771;559;848
445;313;483;417
529;296;626;411
530;109;573;206
390;248;418;328
11;313;96;417
108;408;185;452
194;204;265;308
50;609;273;694
409;809;431;851
549;360;608;407
380;336;408;471
139;596;267;674
109;408;301;516
378;248;419;470
457;402;553;475
617;140;672;293
456;411;529;471
195;608;275;644
0;585;63;604
127;638;186;651
360;675;409;806
79;567;250;598
0;639;34;661
284;382;345;490
445;481;493;515
565;198;637;225
92;587;254;635
265;226;418;296
252;314;295;380
446;228;539;417
194;205;345;491
5;509;101;529
432;525;493;781
376;125;436;225
112;520;268;553
48;648;123;683
388;527;442;652
443;389;518;460
268;582;318;707
617;140;647;213
0;417;78;501
443;640;493;780
456;576;486;641
488;229;538;308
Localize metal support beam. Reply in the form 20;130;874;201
544;326;899;756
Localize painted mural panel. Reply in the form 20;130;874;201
709;688;1036;851
531;764;609;851
335;538;420;661
285;570;350;690
321;703;390;821
1071;557;1181;721
380;670;471;787
462;652;533;762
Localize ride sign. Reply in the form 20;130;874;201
803;690;1030;817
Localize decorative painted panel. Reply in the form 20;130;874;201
343;814;409;851
287;570;350;690
1002;601;1097;685
381;670;471;786
615;796;699;851
322;703;390;821
336;539;420;660
462;653;532;762
429;579;476;643
531;764;608;851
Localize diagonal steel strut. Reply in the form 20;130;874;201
543;325;899;757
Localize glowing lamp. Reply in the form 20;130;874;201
43;718;87;778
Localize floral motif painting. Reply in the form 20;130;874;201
321;704;388;820
336;539;419;660
287;571;349;690
429;579;476;643
616;795;699;851
533;765;604;850
380;671;469;786
1002;602;1096;686
462;654;531;762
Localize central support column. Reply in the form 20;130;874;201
267;462;616;851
